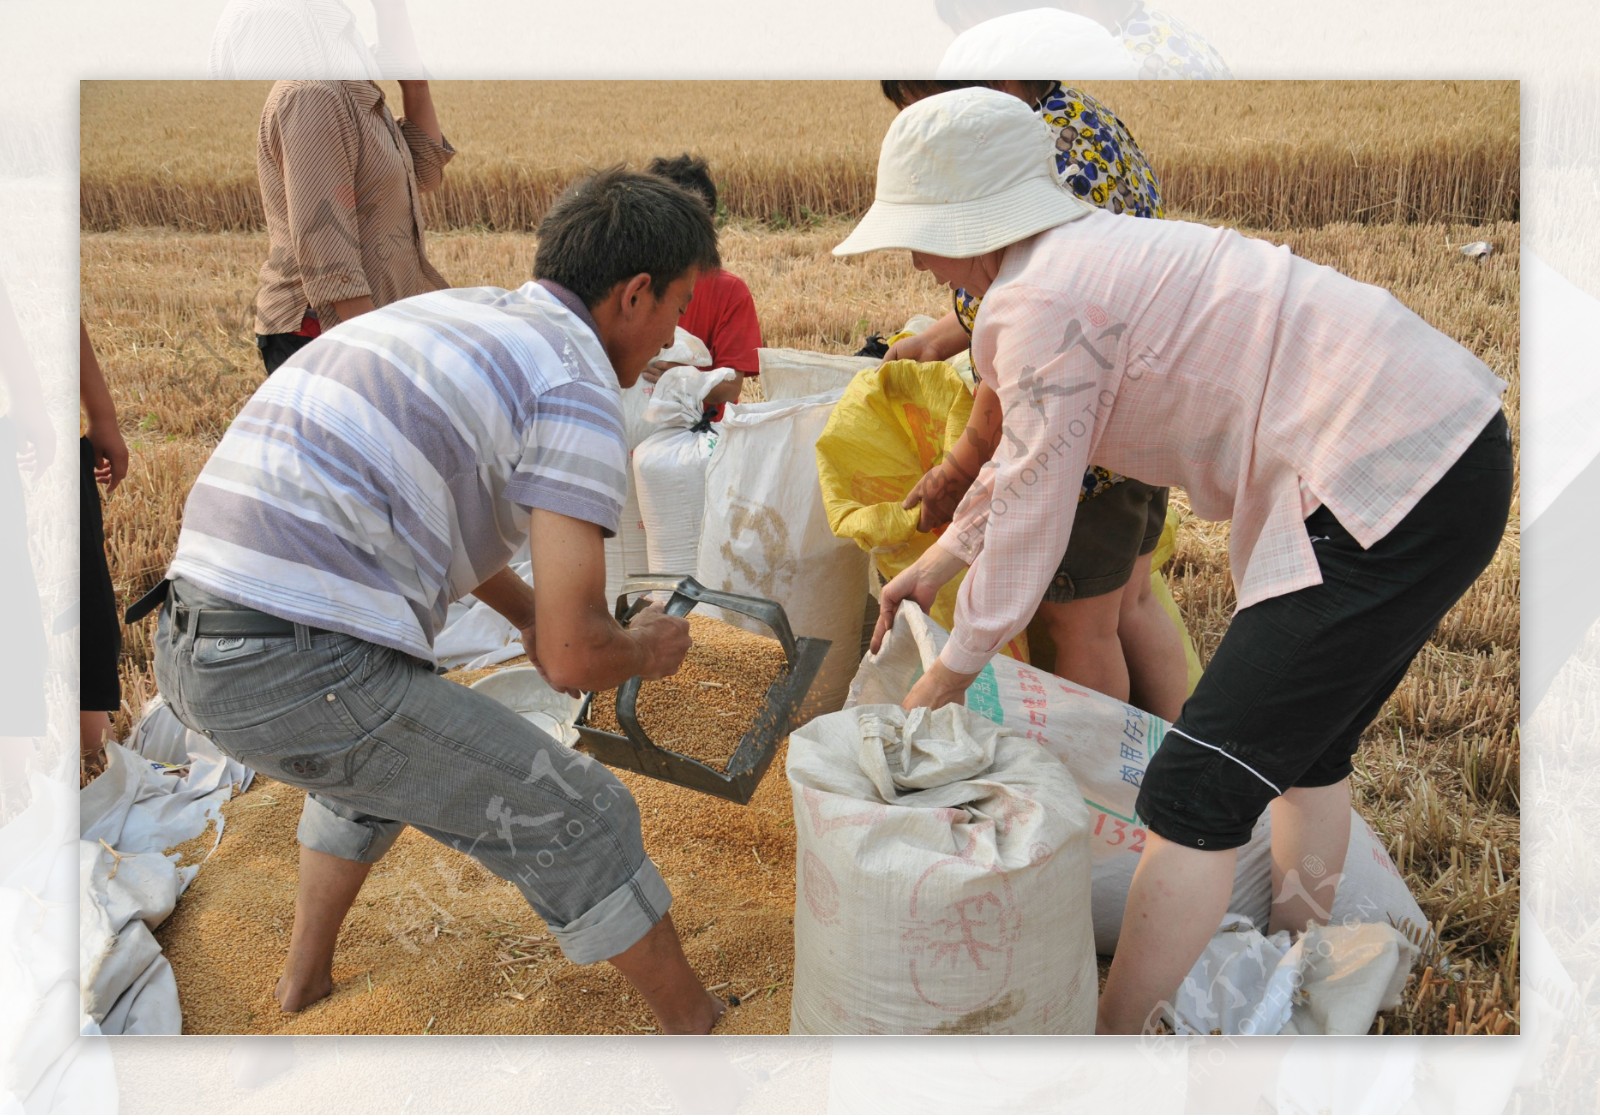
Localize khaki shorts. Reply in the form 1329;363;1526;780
1040;480;1169;603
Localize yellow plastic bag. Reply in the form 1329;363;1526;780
1151;506;1205;695
816;359;1028;661
818;358;1204;688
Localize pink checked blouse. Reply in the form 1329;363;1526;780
937;210;1507;676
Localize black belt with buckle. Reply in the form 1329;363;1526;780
124;578;325;639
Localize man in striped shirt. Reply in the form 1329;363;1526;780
150;169;726;1033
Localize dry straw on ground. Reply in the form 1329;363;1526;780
87;80;1519;1036
156;758;801;1036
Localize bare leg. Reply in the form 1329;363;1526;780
607;913;725;1035
1268;779;1352;936
1040;593;1129;702
277;846;373;1011
1098;833;1235;1034
80;710;112;781
1117;551;1189;722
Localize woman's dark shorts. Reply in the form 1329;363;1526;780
1041;480;1169;603
256;331;315;375
1134;410;1513;850
81;436;121;713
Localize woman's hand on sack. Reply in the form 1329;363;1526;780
902;460;974;533
870;547;967;654
902;659;978;713
883;311;968;365
883;331;940;363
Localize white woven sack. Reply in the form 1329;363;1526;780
756;348;874;401
617;380;654;451
605;376;657;614
634;430;717;578
126;696;199;767
602;473;649;617
695;390;867;715
849;605;1428;953
616;327;711;451
787;703;1096;1034
633;367;736;579
655;326;711;372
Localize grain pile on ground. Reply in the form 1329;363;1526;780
585;615;790;770
155;621;800;1034
155;740;800;1035
162;818;219;869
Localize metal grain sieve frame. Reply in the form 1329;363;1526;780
571;575;830;804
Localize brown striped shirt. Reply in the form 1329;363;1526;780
254;80;453;335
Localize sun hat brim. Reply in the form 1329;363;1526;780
833;174;1095;258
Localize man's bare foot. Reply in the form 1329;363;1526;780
275;973;334;1012
659;989;728;1035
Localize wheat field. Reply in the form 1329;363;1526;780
81;80;1517;232
81;80;1519;1037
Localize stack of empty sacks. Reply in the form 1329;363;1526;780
79;699;254;1035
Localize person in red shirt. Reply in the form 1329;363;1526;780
646;154;763;421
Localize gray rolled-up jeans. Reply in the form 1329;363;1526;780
153;579;671;965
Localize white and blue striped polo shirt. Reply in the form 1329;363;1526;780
167;280;627;664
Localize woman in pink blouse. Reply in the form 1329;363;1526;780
836;88;1511;1033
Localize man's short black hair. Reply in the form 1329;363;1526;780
534;166;720;308
647;152;718;216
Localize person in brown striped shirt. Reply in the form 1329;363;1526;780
253;79;454;374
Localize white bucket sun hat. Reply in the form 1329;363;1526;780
936;10;1140;81
833;86;1095;259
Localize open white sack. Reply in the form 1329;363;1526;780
849;605;1428;954
755;348;874;401
696;389;868;715
755;317;937;401
1173;915;1419;1035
